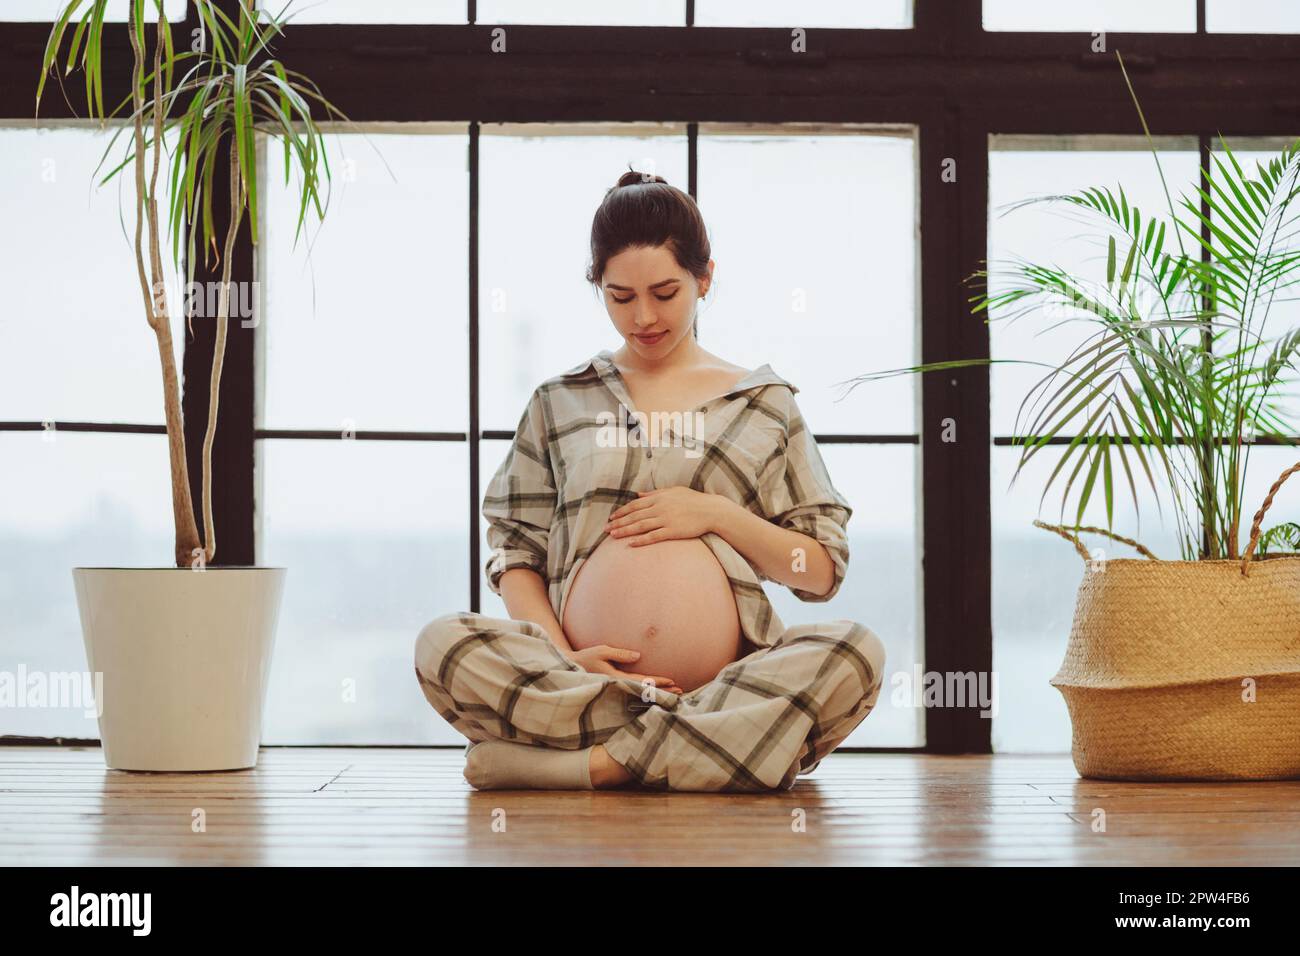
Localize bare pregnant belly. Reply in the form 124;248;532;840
561;534;744;692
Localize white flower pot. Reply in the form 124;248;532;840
71;567;287;771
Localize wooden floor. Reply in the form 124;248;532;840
2;746;1299;866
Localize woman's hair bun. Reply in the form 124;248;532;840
616;168;669;188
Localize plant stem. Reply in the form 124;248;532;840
200;134;242;564
130;4;203;568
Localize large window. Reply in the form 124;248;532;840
4;5;1297;753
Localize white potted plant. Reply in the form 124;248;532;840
37;0;343;770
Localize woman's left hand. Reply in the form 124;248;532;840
604;487;729;546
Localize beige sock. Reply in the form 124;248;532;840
463;740;594;790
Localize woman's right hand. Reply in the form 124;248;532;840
561;645;684;696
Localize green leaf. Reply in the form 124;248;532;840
1101;433;1114;528
36;1;87;110
1075;440;1106;527
88;0;107;117
1119;236;1139;287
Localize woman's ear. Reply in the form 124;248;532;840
699;259;715;298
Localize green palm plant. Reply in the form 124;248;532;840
36;0;343;566
850;54;1300;562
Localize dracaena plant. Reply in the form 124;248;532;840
850;53;1300;562
37;0;343;566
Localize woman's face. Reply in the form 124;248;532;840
601;244;712;361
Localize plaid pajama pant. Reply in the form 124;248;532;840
414;610;886;792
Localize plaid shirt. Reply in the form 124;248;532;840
482;349;853;652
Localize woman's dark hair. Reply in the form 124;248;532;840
586;166;712;338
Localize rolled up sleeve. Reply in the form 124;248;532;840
760;397;852;603
482;388;558;595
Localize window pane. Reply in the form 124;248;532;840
260;128;469;431
983;0;1195;32
764;443;923;747
988;137;1201;753
258;0;464;23
4;0;185;20
479;0;683;25
1208;0;1300;33
696;0;911;28
478;124;689;431
991;445;1184;753
0;432;173;739
1202;143;1300;553
0;126;185;424
1209;139;1300;429
987;137;1200;435
994;441;1300;754
1238;445;1300;551
697;125;918;434
257;439;469;744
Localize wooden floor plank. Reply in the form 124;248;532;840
1;746;1298;866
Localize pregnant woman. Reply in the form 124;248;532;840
414;169;887;792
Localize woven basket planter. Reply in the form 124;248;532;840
1040;462;1300;781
